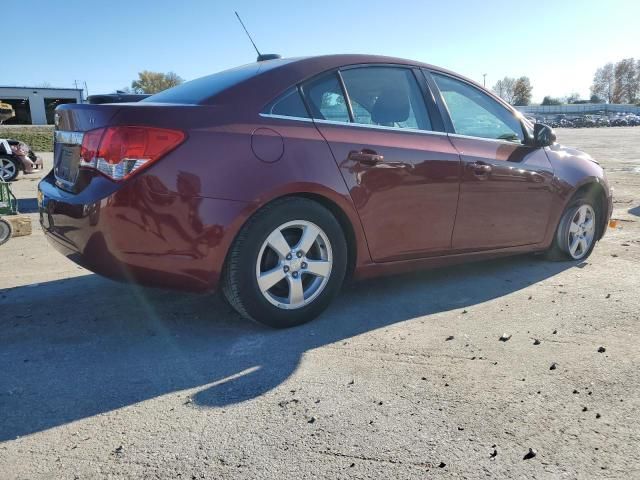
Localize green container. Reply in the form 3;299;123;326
0;178;18;216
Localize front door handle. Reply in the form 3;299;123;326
468;162;492;177
348;149;384;166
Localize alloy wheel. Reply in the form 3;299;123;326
566;204;596;259
0;158;16;181
255;220;333;310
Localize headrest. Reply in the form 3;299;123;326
371;87;410;125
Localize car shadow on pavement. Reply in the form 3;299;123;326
0;255;574;441
628;205;640;217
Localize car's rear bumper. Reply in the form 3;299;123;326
38;172;250;292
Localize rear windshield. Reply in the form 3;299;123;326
142;59;295;104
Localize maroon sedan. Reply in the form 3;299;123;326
39;55;612;328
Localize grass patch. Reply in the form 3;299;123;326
0;126;54;152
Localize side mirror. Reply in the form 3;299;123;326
533;123;556;147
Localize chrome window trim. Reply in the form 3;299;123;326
259;113;314;123
260;113;447;137
448;132;527;146
314;119;445;136
54;130;84;145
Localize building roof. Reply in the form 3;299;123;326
0;86;83;92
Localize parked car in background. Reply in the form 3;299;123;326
0;139;44;181
39;54;613;327
519;112;639;129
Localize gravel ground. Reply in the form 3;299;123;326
1;128;639;479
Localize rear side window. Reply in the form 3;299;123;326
301;73;350;123
432;73;523;142
262;87;310;118
340;67;432;131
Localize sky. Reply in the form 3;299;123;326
3;0;639;103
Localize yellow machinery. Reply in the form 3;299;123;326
0;102;15;124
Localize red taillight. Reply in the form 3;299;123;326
79;126;185;181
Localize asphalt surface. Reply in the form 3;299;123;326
1;128;639;479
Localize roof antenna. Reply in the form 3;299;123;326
234;11;281;62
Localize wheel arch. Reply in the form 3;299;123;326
568;179;609;240
291;192;358;281
218;188;367;289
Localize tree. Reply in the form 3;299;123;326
591;63;615;103
492;77;517;104
566;92;581;104
637;61;640;104
541;96;562;106
612;58;639;104
590;94;604;103
131;71;183;94
512;77;532;106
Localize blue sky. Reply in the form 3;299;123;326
4;0;639;102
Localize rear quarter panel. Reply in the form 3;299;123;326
112;106;373;276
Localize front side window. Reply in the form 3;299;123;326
340;67;432;131
301;73;350;123
432;73;523;142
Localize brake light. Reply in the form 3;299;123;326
79;126;185;181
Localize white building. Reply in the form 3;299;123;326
0;86;84;125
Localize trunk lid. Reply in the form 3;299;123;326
52;102;225;193
53;104;121;191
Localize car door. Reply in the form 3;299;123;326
301;66;461;262
428;71;555;251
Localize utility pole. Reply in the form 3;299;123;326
483;73;487;87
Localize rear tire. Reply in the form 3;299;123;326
545;193;599;261
222;197;347;328
0;156;19;182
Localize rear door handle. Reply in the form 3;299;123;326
468;162;492;176
348;149;384;166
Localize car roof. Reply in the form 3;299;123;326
259;53;471;84
210;54;486;109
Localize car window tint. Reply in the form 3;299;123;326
301;73;350;123
263;87;310;118
340;67;431;131
432;73;523;142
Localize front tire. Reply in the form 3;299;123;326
222;197;347;328
545;194;599;261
